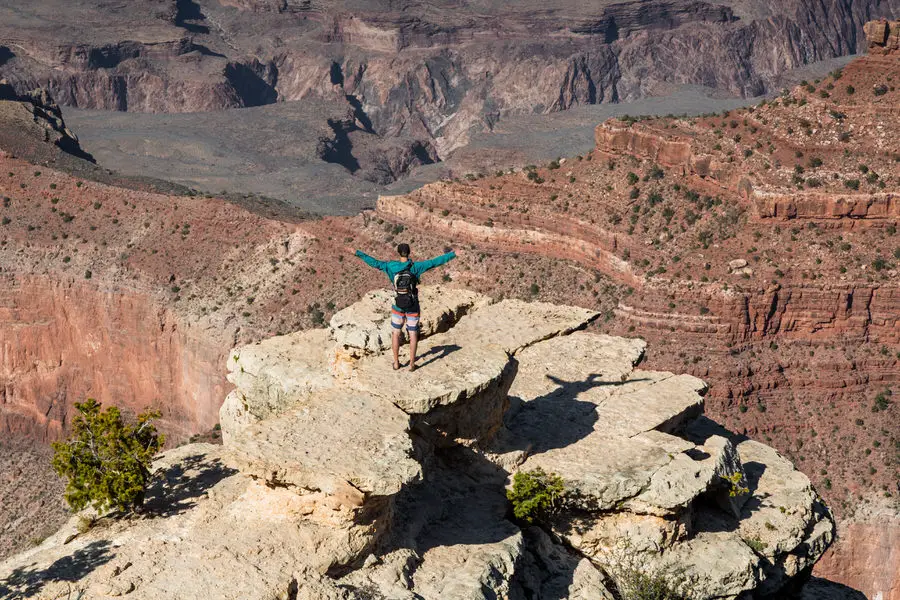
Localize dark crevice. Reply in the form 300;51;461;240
410;141;435;165
346;94;375;133
329;61;344;86
85;45;140;70
224;63;278;107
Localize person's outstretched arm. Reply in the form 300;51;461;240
412;250;456;276
353;249;388;271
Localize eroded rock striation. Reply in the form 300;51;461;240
0;289;834;599
1;0;897;158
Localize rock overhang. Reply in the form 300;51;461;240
0;286;835;599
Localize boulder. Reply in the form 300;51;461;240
654;530;764;598
590;371;707;437
0;445;376;600
222;328;334;441
864;19;889;47
734;439;835;595
501;333;829;599
348;336;515;445
225;388;422;501
627;435;745;515
438;299;599;354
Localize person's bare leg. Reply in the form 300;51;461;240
408;330;419;371
392;329;401;370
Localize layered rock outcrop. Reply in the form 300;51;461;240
865;19;900;55
0;80;88;161
0;289;834;599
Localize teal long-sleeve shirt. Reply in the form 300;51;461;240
354;250;456;283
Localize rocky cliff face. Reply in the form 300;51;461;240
1;0;897;157
0;79;89;161
0;275;226;441
0;289;835;599
0;150;315;445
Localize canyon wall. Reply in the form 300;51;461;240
1;0;897;155
0;275;227;442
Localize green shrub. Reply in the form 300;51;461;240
615;566;697;600
52;399;164;514
507;468;564;524
745;537;767;553
722;472;749;497
873;389;893;412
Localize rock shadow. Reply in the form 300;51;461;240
0;540;113;599
193;44;227;58
366;437;588;598
355;373;636;596
320;119;361;173
508;526;590;600
142;453;237;517
789;576;868;599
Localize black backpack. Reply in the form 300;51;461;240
393;264;418;310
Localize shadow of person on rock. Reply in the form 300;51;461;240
142;454;237;518
0;540;113;599
414;344;461;369
504;372;651;456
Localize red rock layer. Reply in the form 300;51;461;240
0;275;227;442
813;503;900;600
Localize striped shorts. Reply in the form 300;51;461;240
391;306;420;332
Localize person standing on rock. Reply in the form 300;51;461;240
350;243;456;372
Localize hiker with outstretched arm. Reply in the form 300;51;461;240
350;243;456;371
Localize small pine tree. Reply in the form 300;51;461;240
507;468;564;524
52;399;164;514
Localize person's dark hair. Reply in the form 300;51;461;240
397;243;410;257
